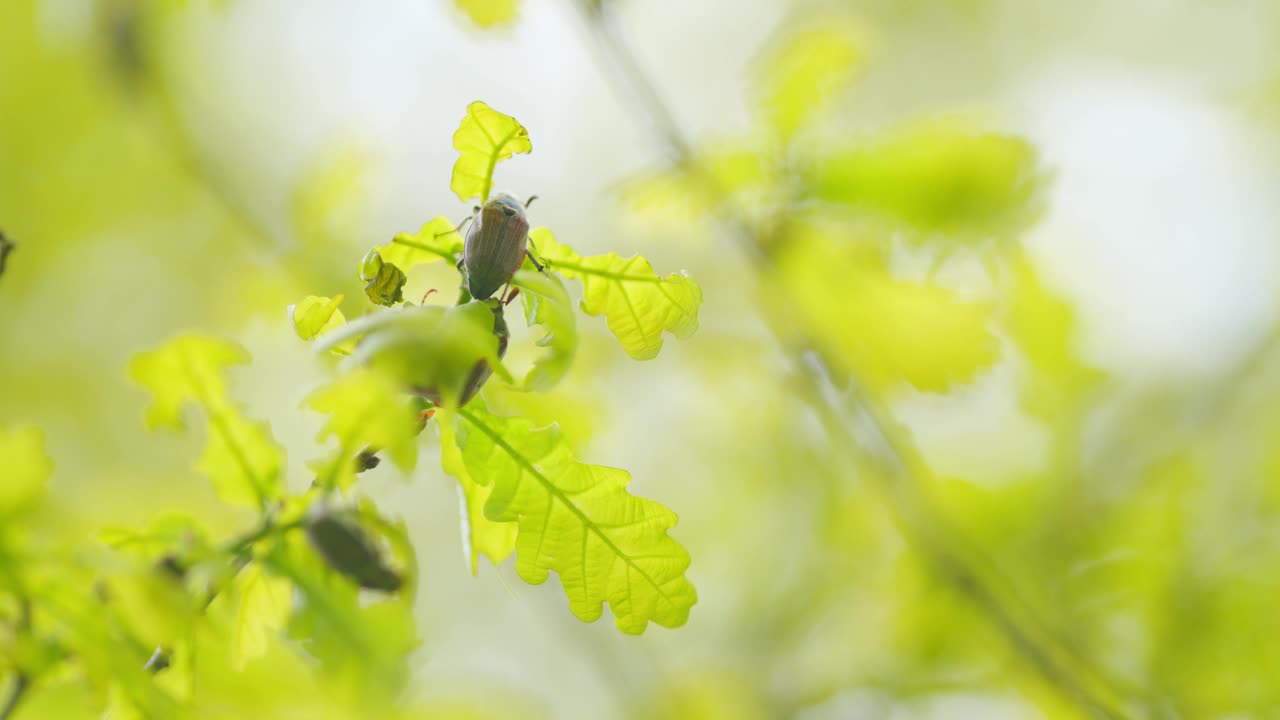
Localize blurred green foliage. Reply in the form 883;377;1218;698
3;0;1280;718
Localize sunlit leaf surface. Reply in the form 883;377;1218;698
455;402;696;633
534;228;701;360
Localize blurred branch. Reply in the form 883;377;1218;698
0;598;32;720
572;3;1138;718
0;231;13;282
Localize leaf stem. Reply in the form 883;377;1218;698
572;3;1139;717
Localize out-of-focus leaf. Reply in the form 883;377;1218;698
130;335;285;508
512;268;577;390
450;101;531;203
813;117;1042;242
268;533;418;700
455;0;520;28
0;425;52;520
227;563;292;671
455;402;696;633
1005;258;1105;421
316;301;511;405
129;334;245;430
304;369;421;490
533;229;701;360
756;19;869;139
781;236;999;392
618;140;774;230
290;295;347;341
373;216;465;273
290;145;368;250
437;407;517;573
194;412;285;508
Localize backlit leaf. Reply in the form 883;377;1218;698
437;407;517;573
290;295;347;341
512;268;577;390
781;236;999;392
455;402;697;633
372;217;464;274
450;101;531;204
533;228;701;361
228;563;292;671
813;117;1042;242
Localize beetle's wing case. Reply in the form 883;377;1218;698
463;194;530;299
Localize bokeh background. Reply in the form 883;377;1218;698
4;0;1280;717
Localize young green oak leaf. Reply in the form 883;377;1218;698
533;228;701;360
455;0;520;28
455;402;697;634
291;295;347;340
436;407;517;574
0;425;53;521
450;101;531;203
372;217;464;274
780;238;999;393
304;368;421;490
512;268;578;391
130;334;285;509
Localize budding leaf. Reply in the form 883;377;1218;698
534;228;701;361
363;259;407;307
450;100;531;204
456;402;697;634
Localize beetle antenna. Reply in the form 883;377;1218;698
524;195;539;209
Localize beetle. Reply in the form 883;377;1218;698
459;193;544;300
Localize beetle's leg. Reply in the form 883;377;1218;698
524;244;545;270
420;288;438;304
503;287;521;306
524;195;539;209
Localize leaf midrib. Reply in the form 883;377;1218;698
457;408;680;615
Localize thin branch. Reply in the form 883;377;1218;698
0;676;28;720
572;3;1138;718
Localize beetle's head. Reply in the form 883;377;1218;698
488;193;527;218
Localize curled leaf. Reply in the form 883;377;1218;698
450;101;532;203
290;295;347;341
359;252;407;307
